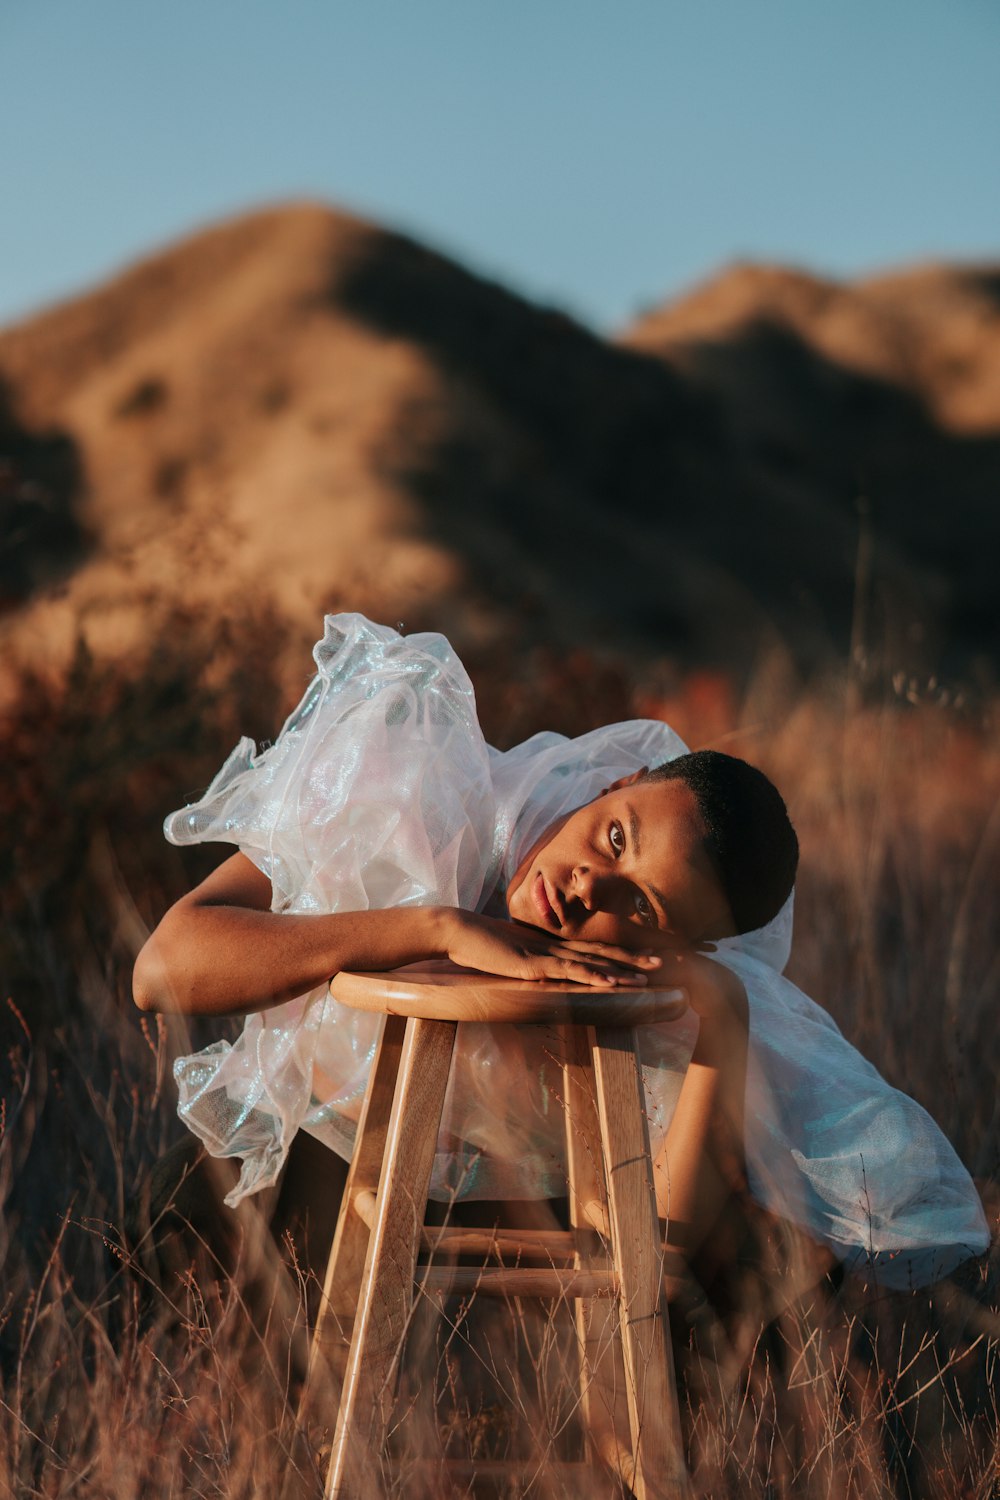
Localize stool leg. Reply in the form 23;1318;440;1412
591;1027;688;1500
299;1015;409;1426
326;1017;457;1500
561;1026;633;1484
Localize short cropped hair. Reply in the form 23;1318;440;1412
641;750;798;935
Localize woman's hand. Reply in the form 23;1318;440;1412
441;911;747;1014
548;920;747;1024
635;941;748;1027
443;909;664;987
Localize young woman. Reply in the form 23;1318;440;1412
134;614;988;1289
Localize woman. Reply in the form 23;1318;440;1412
134;614;989;1290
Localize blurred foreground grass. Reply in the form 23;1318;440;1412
1;606;997;1498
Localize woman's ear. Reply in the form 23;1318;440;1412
602;767;648;794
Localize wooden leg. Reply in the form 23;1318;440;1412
281;1016;408;1500
560;1026;633;1485
301;1015;409;1411
326;1017;457;1500
590;1027;688;1500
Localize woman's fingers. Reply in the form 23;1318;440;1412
534;961;644;987
559;933;717;966
452;914;659;987
519;948;651;987
555;938;666;970
460;915;706;991
541;941;652;980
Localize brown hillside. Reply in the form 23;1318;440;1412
623;260;1000;674
624;260;1000;434
1;205;997;695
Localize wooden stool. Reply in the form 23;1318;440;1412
297;964;691;1499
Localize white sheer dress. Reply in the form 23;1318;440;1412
164;615;989;1289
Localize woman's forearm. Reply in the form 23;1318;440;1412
133;850;676;1019
134;899;453;1016
652;967;749;1250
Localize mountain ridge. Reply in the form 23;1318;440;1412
2;201;997;694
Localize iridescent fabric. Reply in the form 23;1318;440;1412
165;614;988;1288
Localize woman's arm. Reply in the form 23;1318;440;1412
652;959;750;1252
133;853;662;1016
133;853;450;1015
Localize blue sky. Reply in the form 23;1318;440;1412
2;0;998;332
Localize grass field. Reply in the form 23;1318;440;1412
1;608;997;1498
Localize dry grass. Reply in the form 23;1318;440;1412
1;610;998;1498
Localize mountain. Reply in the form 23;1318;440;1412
1;202;997;692
622;262;1000;674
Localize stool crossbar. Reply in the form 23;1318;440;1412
294;965;691;1499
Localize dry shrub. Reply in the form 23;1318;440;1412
0;617;997;1497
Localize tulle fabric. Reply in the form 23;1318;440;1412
166;614;988;1288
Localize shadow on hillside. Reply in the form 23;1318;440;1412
330;230;1000;676
326;226;738;657
330;223;722;503
670;316;1000;651
0;376;91;609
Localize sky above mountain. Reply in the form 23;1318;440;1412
2;0;998;332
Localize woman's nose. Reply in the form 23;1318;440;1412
572;866;612;912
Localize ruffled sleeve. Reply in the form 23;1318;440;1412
164;615;497;1203
165;613;497;915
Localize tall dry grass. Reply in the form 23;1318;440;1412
1;607;997;1498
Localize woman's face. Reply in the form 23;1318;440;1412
504;772;734;948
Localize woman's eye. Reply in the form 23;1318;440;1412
609;822;625;856
635;892;654;924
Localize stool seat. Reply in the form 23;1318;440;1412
331;961;689;1026
294;964;691;1500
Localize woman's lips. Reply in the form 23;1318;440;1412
531;872;559;928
